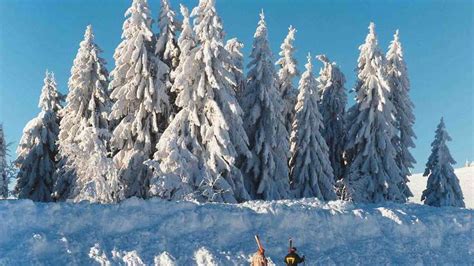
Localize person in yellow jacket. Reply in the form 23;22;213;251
284;247;305;266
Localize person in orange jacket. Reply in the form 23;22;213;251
251;247;268;266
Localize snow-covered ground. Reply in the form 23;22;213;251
0;197;472;265
408;166;473;208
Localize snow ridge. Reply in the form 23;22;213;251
0;198;471;265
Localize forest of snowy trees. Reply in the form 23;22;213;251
3;0;465;208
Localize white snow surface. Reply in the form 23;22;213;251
0;196;472;265
408;166;473;209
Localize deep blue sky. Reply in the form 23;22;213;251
0;0;472;173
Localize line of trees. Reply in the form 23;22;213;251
6;0;465;207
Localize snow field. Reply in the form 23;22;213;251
0;198;472;265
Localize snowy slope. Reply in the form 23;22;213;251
0;198;472;265
408;166;473;208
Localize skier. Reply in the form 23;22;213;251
251;248;268;266
252;235;268;266
284;247;305;266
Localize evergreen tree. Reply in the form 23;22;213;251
276;26;299;132
155;0;180;70
155;0;180;115
0;124;8;198
242;11;290;200
316;55;347;181
422;118;465;207
169;4;195;95
14;71;62;202
386;30;416;198
147;0;250;203
289;55;336;200
109;0;171;198
54;25;121;203
225;38;245;102
344;23;406;203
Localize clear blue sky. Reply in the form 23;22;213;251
0;0;472;173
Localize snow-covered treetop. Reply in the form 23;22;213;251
316;54;346;99
191;0;224;44
354;22;390;109
276;25;298;89
225;38;245;95
122;0;154;42
225;38;244;75
387;30;403;62
64;25;110;130
247;10;275;88
156;0;180;68
39;71;62;113
386;29;410;96
170;4;196;89
225;38;244;61
177;4;194;60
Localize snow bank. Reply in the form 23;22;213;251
409;166;473;208
0;198;472;265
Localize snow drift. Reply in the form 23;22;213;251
0;198;472;265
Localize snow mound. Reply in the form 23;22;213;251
409;166;474;208
0;198;472;265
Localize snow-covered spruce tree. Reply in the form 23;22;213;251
421;118;464;207
155;0;180;115
147;0;250;203
242;11;290;200
344;23;406;203
109;0;171;198
14;71;62;202
225;38;246;102
169;4;195;94
316;55;347;181
276;26;299;132
289;55;336;200
53;25;121;203
155;0;180;70
0;124;8;198
386;30;416;199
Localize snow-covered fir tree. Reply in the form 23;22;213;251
316;55;347;181
276;26;299;132
386;30;416;199
14;71;62;202
169;4;195;93
53;25;121;203
225;38;245;101
0;124;8;198
155;0;180;69
155;0;180;115
241;11;290;200
289;55;336;200
421;118;465;207
344;23;406;203
147;0;250;203
109;0;171;198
